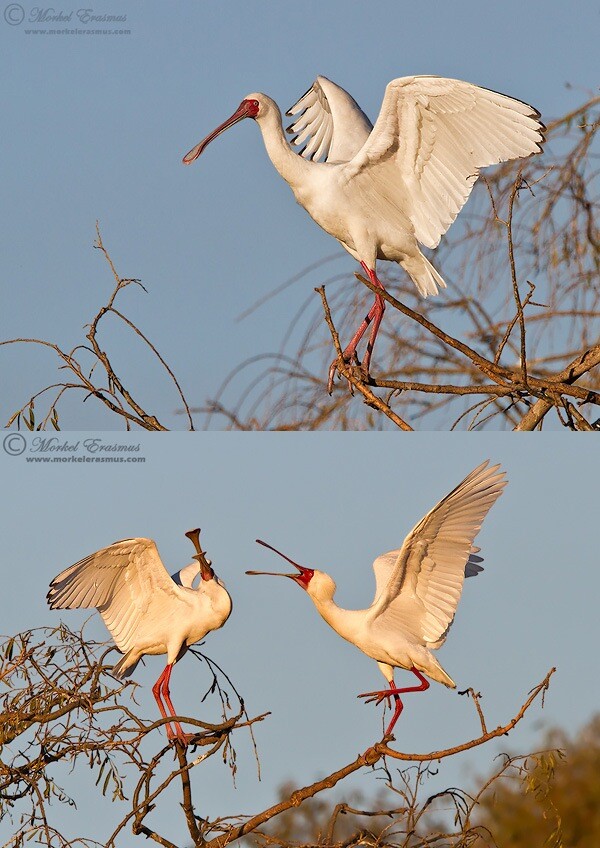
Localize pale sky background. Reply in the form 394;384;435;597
1;0;598;842
1;1;599;429
1;434;598;845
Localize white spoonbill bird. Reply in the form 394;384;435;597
47;528;232;744
183;76;544;389
247;461;506;737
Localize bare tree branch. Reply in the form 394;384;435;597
2;225;194;431
0;627;555;848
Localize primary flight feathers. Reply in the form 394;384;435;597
48;538;181;659
367;460;506;648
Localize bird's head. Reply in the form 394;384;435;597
247;539;337;602
182;94;271;165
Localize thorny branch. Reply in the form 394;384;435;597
1;626;555;848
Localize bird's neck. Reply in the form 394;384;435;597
309;593;360;645
256;107;312;189
203;582;233;628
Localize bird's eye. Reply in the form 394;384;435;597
244;99;260;118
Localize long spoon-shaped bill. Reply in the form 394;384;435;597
184;527;214;581
182;99;258;164
246;539;314;588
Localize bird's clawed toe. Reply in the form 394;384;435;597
327;355;372;394
357;689;389;707
173;734;196;747
167;727;197;747
359;362;374;383
327;356;355;394
327;359;341;394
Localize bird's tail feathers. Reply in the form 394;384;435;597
112;651;139;679
422;655;456;689
401;252;446;298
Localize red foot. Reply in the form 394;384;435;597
358;668;430;736
167;729;196;746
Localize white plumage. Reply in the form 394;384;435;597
286;76;372;164
247;461;506;736
183;75;544;386
48;529;232;743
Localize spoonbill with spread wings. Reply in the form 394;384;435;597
48;528;232;743
183;76;544;389
247;461;506;737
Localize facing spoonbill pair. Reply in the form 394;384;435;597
48;461;505;742
183;75;544;389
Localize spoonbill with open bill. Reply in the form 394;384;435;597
246;461;506;737
183;76;544;389
48;528;232;743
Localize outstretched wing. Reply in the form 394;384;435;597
47;538;181;654
344;76;544;248
286;76;373;163
367;461;507;648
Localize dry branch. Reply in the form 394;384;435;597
1;626;555;848
2;226;194;431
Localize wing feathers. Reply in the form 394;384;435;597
345;75;544;249
369;461;506;647
287;76;373;164
47;538;179;654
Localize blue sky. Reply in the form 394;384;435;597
2;0;599;428
1;433;598;844
1;2;598;842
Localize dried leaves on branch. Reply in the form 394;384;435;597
205;94;600;431
1;626;554;848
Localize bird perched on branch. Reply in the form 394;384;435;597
183;75;544;389
48;528;232;744
247;461;506;737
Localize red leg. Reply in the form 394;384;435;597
385;685;404;737
360;289;386;376
340;264;384;360
152;664;175;739
152;663;191;744
358;668;431;736
327;263;387;391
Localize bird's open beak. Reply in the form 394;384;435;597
246;539;314;589
182;100;255;164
